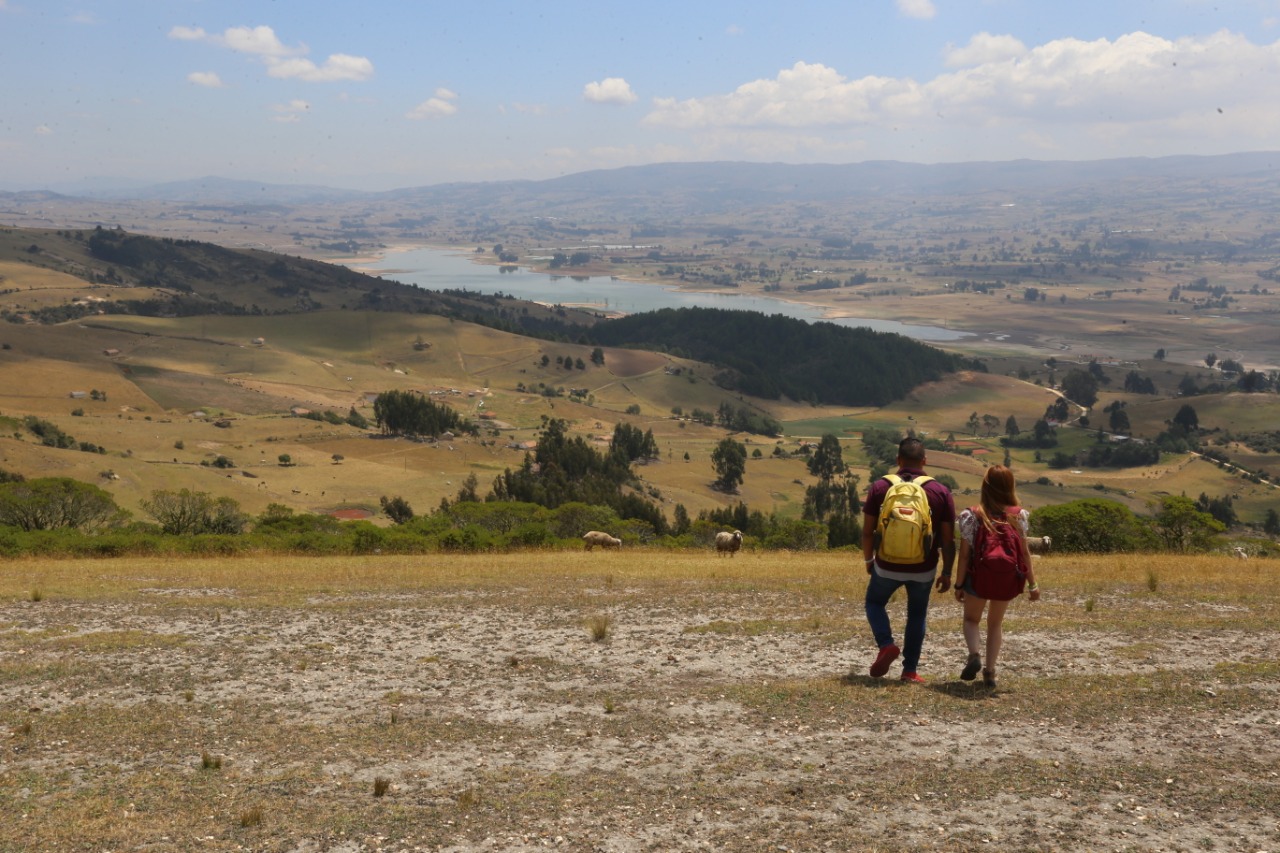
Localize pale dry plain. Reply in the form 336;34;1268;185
2;551;1277;853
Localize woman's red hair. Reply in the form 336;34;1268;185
976;464;1019;529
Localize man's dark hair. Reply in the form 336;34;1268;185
897;437;926;464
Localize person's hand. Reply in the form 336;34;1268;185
935;574;951;593
953;587;964;602
1028;588;1041;602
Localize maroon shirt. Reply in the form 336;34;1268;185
863;467;956;573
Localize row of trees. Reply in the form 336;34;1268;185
0;468;1257;557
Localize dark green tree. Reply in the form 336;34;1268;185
1060;369;1099;408
711;438;747;493
380;495;415;525
1172;404;1199;432
1108;408;1131;434
142;489;246;535
455;473;480;504
345;407;370;429
1152;495;1224;552
0;477;123;532
672;503;691;536
1031;499;1150;553
1264;508;1280;536
1195;493;1237;528
806;434;845;481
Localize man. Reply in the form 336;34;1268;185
861;437;956;683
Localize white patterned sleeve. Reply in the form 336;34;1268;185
1016;509;1030;535
958;508;978;545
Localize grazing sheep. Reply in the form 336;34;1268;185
582;530;622;552
1027;535;1052;556
1234;546;1249;560
715;529;744;557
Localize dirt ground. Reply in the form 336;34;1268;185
2;554;1278;852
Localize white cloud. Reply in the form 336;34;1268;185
944;32;1027;68
70;11;95;25
407;88;458;119
168;24;373;83
726;24;744;36
266;54;373;82
187;71;225;88
220;24;304;58
34;124;52;135
644;31;1280;141
896;0;936;20
645;61;902;128
271;99;310;123
583;77;637;105
168;25;206;41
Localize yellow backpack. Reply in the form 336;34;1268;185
875;474;934;564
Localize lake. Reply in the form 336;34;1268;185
357;246;972;342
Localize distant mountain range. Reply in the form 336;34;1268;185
7;152;1280;219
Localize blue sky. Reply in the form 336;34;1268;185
3;0;1280;190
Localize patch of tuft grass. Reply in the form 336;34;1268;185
43;630;187;653
373;776;391;797
1147;569;1159;592
239;806;263;827
586;614;611;642
200;751;222;770
29;588;43;602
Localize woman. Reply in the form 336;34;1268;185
952;465;1041;688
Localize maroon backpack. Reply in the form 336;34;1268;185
969;508;1028;601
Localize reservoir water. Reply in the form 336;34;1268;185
359;247;971;342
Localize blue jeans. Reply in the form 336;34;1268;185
864;571;934;673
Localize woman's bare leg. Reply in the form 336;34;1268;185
985;598;1012;673
963;595;987;655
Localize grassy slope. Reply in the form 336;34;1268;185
1;234;1274;529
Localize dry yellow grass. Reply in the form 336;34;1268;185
1;550;1276;852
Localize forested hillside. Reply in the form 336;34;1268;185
588;307;972;406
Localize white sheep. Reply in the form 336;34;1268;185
1027;535;1052;556
582;530;622;551
715;529;744;557
1233;546;1249;560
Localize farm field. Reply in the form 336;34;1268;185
1;551;1277;852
